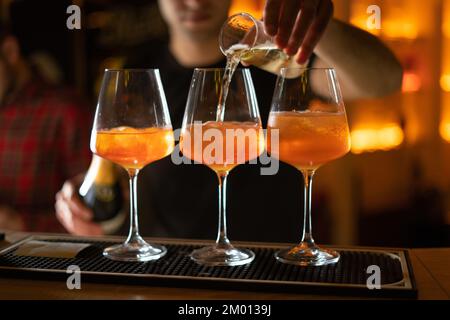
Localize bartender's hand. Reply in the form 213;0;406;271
55;175;104;236
263;0;334;63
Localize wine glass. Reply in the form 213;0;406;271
180;68;265;266
267;68;351;266
90;69;174;262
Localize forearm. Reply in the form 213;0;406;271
314;19;403;100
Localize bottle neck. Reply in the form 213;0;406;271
79;155;117;196
93;156;116;185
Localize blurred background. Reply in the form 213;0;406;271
1;0;449;247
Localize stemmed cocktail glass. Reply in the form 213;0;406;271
180;68;264;266
267;68;351;266
91;69;174;262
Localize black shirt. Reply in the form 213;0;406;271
125;41;309;243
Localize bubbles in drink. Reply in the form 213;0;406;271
267;111;351;170
92;126;175;170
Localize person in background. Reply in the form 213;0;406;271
56;0;403;241
0;21;92;232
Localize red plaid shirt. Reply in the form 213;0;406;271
0;79;92;232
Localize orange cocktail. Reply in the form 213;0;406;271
180;121;265;175
267;111;351;170
92;126;174;170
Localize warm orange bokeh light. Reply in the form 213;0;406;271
383;21;418;40
444;0;450;38
441;74;450;92
440;121;450;142
229;0;264;19
402;72;422;93
440;94;450;143
351;124;404;154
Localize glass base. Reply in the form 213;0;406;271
191;244;255;266
103;238;167;262
275;242;340;266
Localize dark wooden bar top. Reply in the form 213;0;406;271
0;231;448;300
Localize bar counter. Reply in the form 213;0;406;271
0;231;449;300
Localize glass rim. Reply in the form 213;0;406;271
103;68;160;72
220;12;260;53
280;67;336;72
227;12;258;23
193;67;251;72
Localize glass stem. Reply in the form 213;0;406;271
300;169;316;246
126;169;142;244
216;172;231;248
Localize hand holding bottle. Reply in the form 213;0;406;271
55;175;104;236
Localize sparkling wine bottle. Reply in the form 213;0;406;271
79;155;125;233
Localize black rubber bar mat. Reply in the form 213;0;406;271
0;235;417;298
